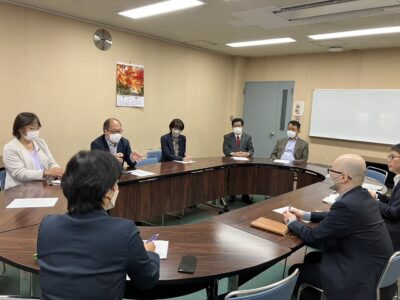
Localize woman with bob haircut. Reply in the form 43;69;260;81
37;150;160;300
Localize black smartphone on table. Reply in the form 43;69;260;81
178;255;197;273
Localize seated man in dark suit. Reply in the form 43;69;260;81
271;120;309;162
283;154;394;300
160;118;190;162
370;143;400;251
38;150;160;300
223;117;254;203
91;118;142;168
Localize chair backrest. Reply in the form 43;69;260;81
147;149;162;162
225;269;299;300
366;166;388;184
0;169;6;191
135;156;158;168
377;251;400;289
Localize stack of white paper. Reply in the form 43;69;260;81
128;170;155;177
362;183;382;193
273;159;290;164
231;157;249;161
174;160;195;164
6;198;58;208
322;194;338;205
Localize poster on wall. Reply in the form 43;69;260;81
116;62;144;107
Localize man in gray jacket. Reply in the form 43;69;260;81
271;120;309;162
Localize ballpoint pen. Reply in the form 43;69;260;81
146;233;159;244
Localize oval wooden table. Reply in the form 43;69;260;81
0;157;384;298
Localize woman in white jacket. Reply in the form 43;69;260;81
2;112;64;189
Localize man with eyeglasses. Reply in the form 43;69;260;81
283;154;393;300
370;143;400;251
91;118;142;167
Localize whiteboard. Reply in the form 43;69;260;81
309;89;399;145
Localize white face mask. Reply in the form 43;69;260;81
233;127;242;135
106;187;119;210
172;129;181;138
108;133;122;144
287;130;297;139
23;130;39;141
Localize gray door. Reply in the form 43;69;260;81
242;81;294;157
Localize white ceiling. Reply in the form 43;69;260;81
4;0;400;57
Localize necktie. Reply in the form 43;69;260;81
236;136;240;148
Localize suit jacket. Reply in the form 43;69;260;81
270;137;309;161
2;137;60;190
288;187;393;300
222;132;254;157
38;209;160;300
91;135;136;167
378;182;400;251
160;133;186;162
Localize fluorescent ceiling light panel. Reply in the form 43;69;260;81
226;38;296;48
118;0;204;19
309;26;400;40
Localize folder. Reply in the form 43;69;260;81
251;217;288;236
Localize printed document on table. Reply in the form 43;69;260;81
273;206;310;223
174;160;195;164
128;170;155;177
322;193;338;205
273;159;290;164
231;157;249;161
142;240;169;259
362;183;382;192
7;198;58;208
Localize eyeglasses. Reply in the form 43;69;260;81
387;154;400;160
327;168;352;180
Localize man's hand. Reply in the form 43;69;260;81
144;242;156;252
131;151;144;162
183;156;192;162
369;190;377;199
283;211;297;225
115;153;124;163
288;207;305;220
44;167;64;178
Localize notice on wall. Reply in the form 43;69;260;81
116;62;144;107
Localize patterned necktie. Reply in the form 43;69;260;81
236;136;240;148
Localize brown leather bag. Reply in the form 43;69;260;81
251;217;289;236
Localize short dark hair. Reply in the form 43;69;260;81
391;144;400;153
12;112;41;139
231;118;244;126
288;120;301;130
62;150;122;213
103;118;121;131
169;119;184;131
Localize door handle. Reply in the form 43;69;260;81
270;132;275;137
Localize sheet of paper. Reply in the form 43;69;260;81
362;183;382;192
272;206;310;223
273;159;290;164
322;193;338;205
231;157;249;161
173;160;195;164
128;169;155;177
50;179;61;185
7;198;58;208
141;240;169;259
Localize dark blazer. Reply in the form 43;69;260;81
160;132;186;162
270;137;309;161
288;187;393;300
91;135;136;167
222;132;254;157
38;209;160;300
378;182;400;251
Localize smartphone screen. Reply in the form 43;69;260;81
178;255;197;273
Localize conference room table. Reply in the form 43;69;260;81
0;157;385;298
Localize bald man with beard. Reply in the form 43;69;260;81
283;154;394;300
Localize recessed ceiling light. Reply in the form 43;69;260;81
226;38;296;48
328;46;344;52
309;26;400;40
118;0;204;19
